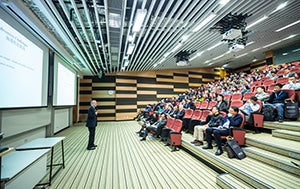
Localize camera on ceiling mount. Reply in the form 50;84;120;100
210;12;251;52
174;50;196;66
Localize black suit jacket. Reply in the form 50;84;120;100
86;106;97;127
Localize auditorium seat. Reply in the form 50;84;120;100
207;101;217;110
169;119;183;151
276;77;289;84
194;101;201;109
263;79;275;86
276;70;286;77
199;110;211;122
231;93;243;101
223;94;231;102
243;92;256;101
282;89;296;101
230;100;244;108
199;101;209;110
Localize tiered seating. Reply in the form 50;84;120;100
230;101;244;108
207;101;217;110
169;119;183;151
223;94;231;102
242;92;255;101
188;110;203;132
231;93;242;101
199;101;209;110
263;79;275;86
194;101;201;109
200;110;211;122
276;77;289;84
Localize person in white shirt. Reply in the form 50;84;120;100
239;96;260;120
282;75;300;90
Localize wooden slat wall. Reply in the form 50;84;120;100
79;76;116;121
79;68;219;121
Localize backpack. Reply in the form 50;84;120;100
262;105;275;121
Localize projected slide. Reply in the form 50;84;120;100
0;18;45;108
53;59;76;106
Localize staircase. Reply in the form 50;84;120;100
181;120;300;188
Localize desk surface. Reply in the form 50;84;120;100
16;137;65;150
1;149;49;180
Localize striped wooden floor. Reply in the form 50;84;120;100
41;121;221;189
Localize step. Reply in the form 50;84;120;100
263;121;300;132
216;173;255;189
272;129;300;142
245;133;300;160
181;133;300;189
244;146;300;176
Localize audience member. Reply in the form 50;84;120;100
216;94;228;113
265;83;288;122
239;96;260;120
255;86;270;102
191;106;223;146
140;113;167;141
282;75;300;90
203;106;243;155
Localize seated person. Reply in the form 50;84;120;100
265;83;288;122
216;94;228;113
239;96;260;120
282;74;300;90
255;86;270;103
191;106;223;146
203;106;243;156
172;104;185;120
136;113;158;134
140;113;167;141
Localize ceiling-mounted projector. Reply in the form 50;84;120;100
229;43;245;52
223;29;242;40
174;50;195;66
177;60;189;66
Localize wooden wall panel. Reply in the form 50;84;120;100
79;76;116;121
79;67;219;121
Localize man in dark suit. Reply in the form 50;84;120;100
203;106;243;156
266;83;288;122
140;113;167;141
86;100;98;150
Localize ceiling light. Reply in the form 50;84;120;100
276;20;300;32
252;58;257;62
219;0;230;6
153;63;158;68
207;42;223;51
272;1;288;13
246;15;268;29
282;52;288;56
235;53;248;58
192;13;217;32
132;9;147;33
127;43;135;55
181;35;190;42
109;13;121;28
205;60;210;64
128;34;135;42
163;52;170;57
190;51;204;61
292;48;300;52
170;43;182;53
212;54;224;60
251;47;261;52
124;60;129;66
246;41;254;46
